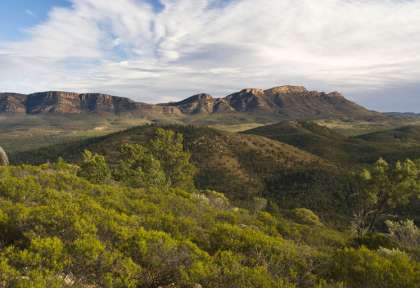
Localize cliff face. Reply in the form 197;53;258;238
0;86;379;120
26;92;81;114
0;91;181;116
0;93;27;113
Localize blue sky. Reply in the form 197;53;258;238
0;0;419;112
0;0;70;41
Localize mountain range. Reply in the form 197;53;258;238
0;85;380;121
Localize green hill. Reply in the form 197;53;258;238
1;142;419;287
12;125;327;202
0;162;351;287
244;121;373;164
245;121;420;165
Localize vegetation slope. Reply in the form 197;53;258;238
1;128;419;287
245;121;420;164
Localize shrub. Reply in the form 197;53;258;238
350;233;398;250
292;208;322;226
328;246;420;288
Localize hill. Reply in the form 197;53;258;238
4;162;415;287
244;121;420;165
12;125;327;202
244;121;378;164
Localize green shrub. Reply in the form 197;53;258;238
350;233;398;250
292;208;322;226
328;246;420;288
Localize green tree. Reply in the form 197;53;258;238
350;158;420;236
149;128;196;190
113;129;197;190
78;150;112;184
114;143;168;188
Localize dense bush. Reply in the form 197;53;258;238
0;163;324;287
327;247;420;288
291;208;322;226
1;129;419;287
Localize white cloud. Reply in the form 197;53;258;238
25;9;35;17
1;0;420;110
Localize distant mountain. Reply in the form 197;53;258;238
165;86;379;120
0;86;380;121
384;112;420;118
0;91;179;116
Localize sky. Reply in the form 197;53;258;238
0;0;419;112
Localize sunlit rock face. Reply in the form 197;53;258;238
0;146;8;166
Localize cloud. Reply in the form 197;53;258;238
25;9;35;17
1;0;420;110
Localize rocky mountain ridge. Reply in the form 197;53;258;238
0;86;379;120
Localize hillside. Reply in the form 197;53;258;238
244;121;420;164
4;162;415;288
2;131;418;287
12;125;328;202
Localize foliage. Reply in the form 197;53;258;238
0;163;340;287
350;233;397;250
78;150;112;184
327;246;420;288
2;125;420;286
350;158;420;236
78;128;197;191
386;219;420;250
113;143;168;188
149;128;197;191
291;208;322;226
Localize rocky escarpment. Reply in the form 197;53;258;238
165;85;379;119
0;86;379;120
0;91;181;116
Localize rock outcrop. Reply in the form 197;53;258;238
0;146;9;166
0;93;27;113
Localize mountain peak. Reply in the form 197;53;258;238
171;93;215;114
176;93;213;105
265;85;308;94
239;88;265;96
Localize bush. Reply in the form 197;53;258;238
386;219;420;249
328;246;420;288
350;233;398;250
292;208;322;226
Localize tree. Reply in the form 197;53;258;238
149;128;197;190
113;143;168;188
78;150;111;184
350;158;420;236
